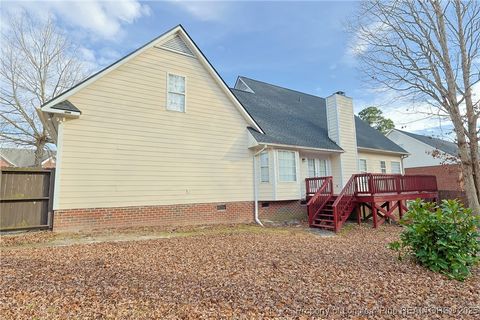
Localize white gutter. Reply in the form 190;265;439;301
253;145;267;226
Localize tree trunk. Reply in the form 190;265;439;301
34;139;46;168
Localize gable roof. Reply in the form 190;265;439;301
0;148;56;167
394;129;458;156
40;25;263;134
232;78;341;151
355;117;407;153
233;77;408;154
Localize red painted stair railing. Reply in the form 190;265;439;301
331;175;358;232
306;176;333;225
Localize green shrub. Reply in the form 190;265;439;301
389;199;480;281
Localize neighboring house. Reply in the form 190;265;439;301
386;129;466;204
0;148;56;168
39;25;427;232
386;129;458;168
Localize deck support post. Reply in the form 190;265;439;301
356;205;361;225
398;200;403;220
372;202;378;228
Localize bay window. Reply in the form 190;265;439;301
278;151;296;182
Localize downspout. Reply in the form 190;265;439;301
253;145;267;226
400;154;408;174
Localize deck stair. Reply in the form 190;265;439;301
306;173;439;232
310;196;337;229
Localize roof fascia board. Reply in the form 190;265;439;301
0;154;16;166
179;29;264;133
36;108;60;144
41;25;182;111
40;25;264;134
357;146;409;156
249;141;344;153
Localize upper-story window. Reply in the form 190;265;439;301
278;151;297;182
260;152;269;182
167;73;186;112
380;161;386;173
359;159;368;173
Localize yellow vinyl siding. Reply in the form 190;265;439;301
56;47;253;209
326;94;358;192
335;96;358;184
357;151;403;174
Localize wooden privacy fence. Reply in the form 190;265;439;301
0;168;55;231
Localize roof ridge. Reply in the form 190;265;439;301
238;76;324;99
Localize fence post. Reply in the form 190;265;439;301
48;169;56;229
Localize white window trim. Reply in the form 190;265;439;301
166;72;186;112
260;152;269;183
277;150;297;182
380;160;387;174
359;158;368;173
391;161;402;174
308;158;329;178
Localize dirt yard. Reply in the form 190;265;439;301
1;224;479;319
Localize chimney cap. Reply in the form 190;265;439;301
335;91;345;96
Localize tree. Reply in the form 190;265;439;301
351;0;480;213
359;106;395;134
0;14;88;166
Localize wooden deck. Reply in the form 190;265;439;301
306;174;438;232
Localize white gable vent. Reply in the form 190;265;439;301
234;78;255;93
159;34;195;57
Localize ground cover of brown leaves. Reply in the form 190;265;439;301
1;224;479;319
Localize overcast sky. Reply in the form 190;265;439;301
3;0;478;138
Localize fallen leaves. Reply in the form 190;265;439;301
0;224;478;319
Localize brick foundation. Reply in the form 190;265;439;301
54;201;254;232
258;200;307;223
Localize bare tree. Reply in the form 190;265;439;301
351;0;480;212
0;14;88;166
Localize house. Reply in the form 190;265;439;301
0;148;56;168
386;129;465;204
385;129;458;168
38;25;437;232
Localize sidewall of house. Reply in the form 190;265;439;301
386;130;444;168
55;45;255;212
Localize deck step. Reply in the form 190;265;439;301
315;220;334;224
310;223;335;229
316;213;333;218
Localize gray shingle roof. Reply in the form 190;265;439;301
397;129;458;156
355;117;407;153
51;100;81;113
0;148;56;167
232;77;407;154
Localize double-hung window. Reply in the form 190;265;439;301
260;152;269;182
359;159;368;173
278;151;296;182
391;161;401;174
167;74;186;112
380;161;386;173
